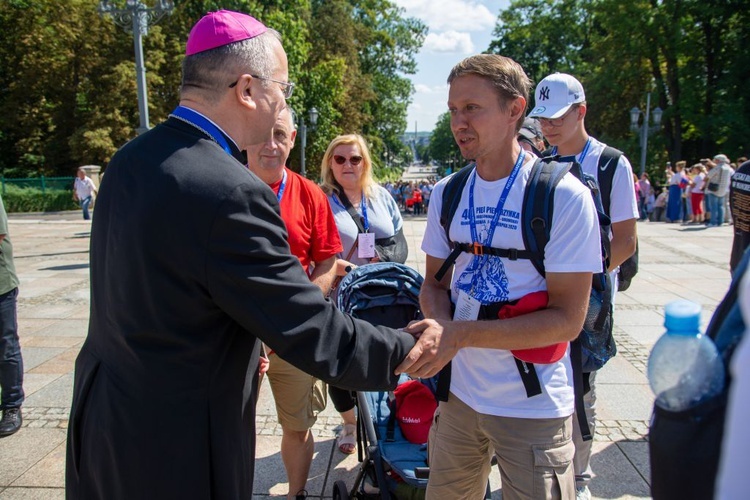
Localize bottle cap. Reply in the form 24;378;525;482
664;300;701;332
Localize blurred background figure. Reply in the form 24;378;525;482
73;167;98;220
688;164;706;224
0;194;23;438
517;117;545;157
706;155;733;227
637;173;652;221
666;161;687;223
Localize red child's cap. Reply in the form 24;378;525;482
500;291;569;364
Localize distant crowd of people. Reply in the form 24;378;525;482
382;180;436;216
635;155;746;227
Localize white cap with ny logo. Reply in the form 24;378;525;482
528;73;586;119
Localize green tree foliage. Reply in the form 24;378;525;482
0;0;425;180
486;0;750;182
415;142;431;164
427;111;462;172
487;0;588;85
354;0;425;161
0;0;119;175
302;0;426;180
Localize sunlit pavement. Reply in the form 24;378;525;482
0;211;734;499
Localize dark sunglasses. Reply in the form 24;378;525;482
333;155;363;166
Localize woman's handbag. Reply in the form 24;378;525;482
337;190;409;265
374;229;408;264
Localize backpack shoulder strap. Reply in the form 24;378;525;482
434;166;475;282
521;157;572;277
336;191;367;234
596;146;623;218
439;165;475;243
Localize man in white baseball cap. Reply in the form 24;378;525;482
706;153;734;226
530;72;639;500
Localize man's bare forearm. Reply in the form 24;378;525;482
609;218;637;271
309;256;337;294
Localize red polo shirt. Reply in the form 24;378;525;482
268;168;343;273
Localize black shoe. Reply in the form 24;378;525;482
295;490;308;500
0;407;22;437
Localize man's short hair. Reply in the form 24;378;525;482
181;30;281;101
447;54;532;133
283;106;298;131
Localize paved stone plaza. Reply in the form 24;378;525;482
0;211;736;499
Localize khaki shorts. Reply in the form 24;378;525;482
427;394;575;500
266;352;327;432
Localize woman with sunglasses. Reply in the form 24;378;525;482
320;134;407;454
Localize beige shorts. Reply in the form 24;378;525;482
427;394;575;500
266;352;327;432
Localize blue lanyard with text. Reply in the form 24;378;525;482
276;169;288;203
170;106;233;157
360;194;370;232
332;193;369;232
468;150;526;246
551;137;591;164
466;151;525;288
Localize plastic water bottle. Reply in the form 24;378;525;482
647;300;725;411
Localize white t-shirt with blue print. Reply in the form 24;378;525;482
421;157;602;419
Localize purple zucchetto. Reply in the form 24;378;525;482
186;10;267;56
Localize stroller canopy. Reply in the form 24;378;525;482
337;262;424;329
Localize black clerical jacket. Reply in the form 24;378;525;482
65;118;415;499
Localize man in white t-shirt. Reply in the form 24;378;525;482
396;55;601;499
73;168;98;220
529;73;639;500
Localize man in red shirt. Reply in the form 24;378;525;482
247;107;342;500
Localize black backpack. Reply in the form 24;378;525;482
596;146;639;291
543;145;639;291
434;155;614;440
649;247;750;500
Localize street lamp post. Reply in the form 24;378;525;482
630;92;663;176
98;0;174;135
298;107;318;178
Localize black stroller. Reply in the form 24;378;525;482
332;262;431;500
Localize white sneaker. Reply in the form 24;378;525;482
576;486;591;500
